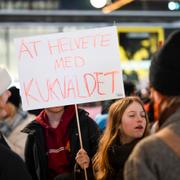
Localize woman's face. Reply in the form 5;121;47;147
120;101;147;144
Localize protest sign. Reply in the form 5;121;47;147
15;26;125;110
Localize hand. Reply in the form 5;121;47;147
75;148;90;169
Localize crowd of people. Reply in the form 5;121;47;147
0;30;180;180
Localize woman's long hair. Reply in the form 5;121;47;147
93;96;149;180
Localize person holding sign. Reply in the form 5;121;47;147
15;26;123;180
23;105;100;180
0;67;32;180
93;96;149;180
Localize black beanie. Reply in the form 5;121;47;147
150;30;180;96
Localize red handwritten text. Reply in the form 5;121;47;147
22;70;119;105
54;56;85;70
48;33;111;55
18;40;41;60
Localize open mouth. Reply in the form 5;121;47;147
135;125;144;130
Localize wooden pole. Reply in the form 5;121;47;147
75;104;88;180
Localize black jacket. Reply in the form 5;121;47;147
107;138;140;180
0;136;32;180
22;109;100;180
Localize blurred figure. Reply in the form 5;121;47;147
0;86;25;136
123;80;136;97
0;67;12;147
0;66;32;180
93;96;149;180
95;80;136;132
136;87;156;124
0;86;35;159
124;31;180;180
23;105;100;180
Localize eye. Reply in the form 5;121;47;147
140;113;146;118
128;114;135;118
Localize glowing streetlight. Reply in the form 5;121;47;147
90;0;108;8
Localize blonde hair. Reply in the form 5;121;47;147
93;96;149;180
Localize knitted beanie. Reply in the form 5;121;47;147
0;67;12;95
150;30;180;96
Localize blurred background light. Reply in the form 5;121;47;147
90;0;108;8
168;1;180;10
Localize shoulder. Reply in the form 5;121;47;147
131;135;162;155
127;134;170;166
78;108;96;124
124;135;161;179
21;120;42;134
78;108;90;117
95;114;108;123
95;114;108;130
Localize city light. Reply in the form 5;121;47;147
168;1;180;10
90;0;108;8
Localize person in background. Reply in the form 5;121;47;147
0;86;27;137
0;86;35;159
124;30;180;180
23;105;100;180
93;96;149;180
0;67;12;147
0;66;32;180
0;67;11;107
95;80;136;132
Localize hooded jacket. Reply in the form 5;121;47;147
22;108;100;180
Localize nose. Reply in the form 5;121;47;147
136;115;144;122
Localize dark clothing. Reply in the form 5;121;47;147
0;131;10;148
101;100;116;114
0;140;32;180
22;108;100;180
107;138;140;180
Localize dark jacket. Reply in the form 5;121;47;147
107;138;140;180
0;131;10;148
0;140;32;180
22;109;100;180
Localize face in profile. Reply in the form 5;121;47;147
0;90;11;107
0;90;11;119
120;101;147;144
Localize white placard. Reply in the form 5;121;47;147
14;26;125;110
